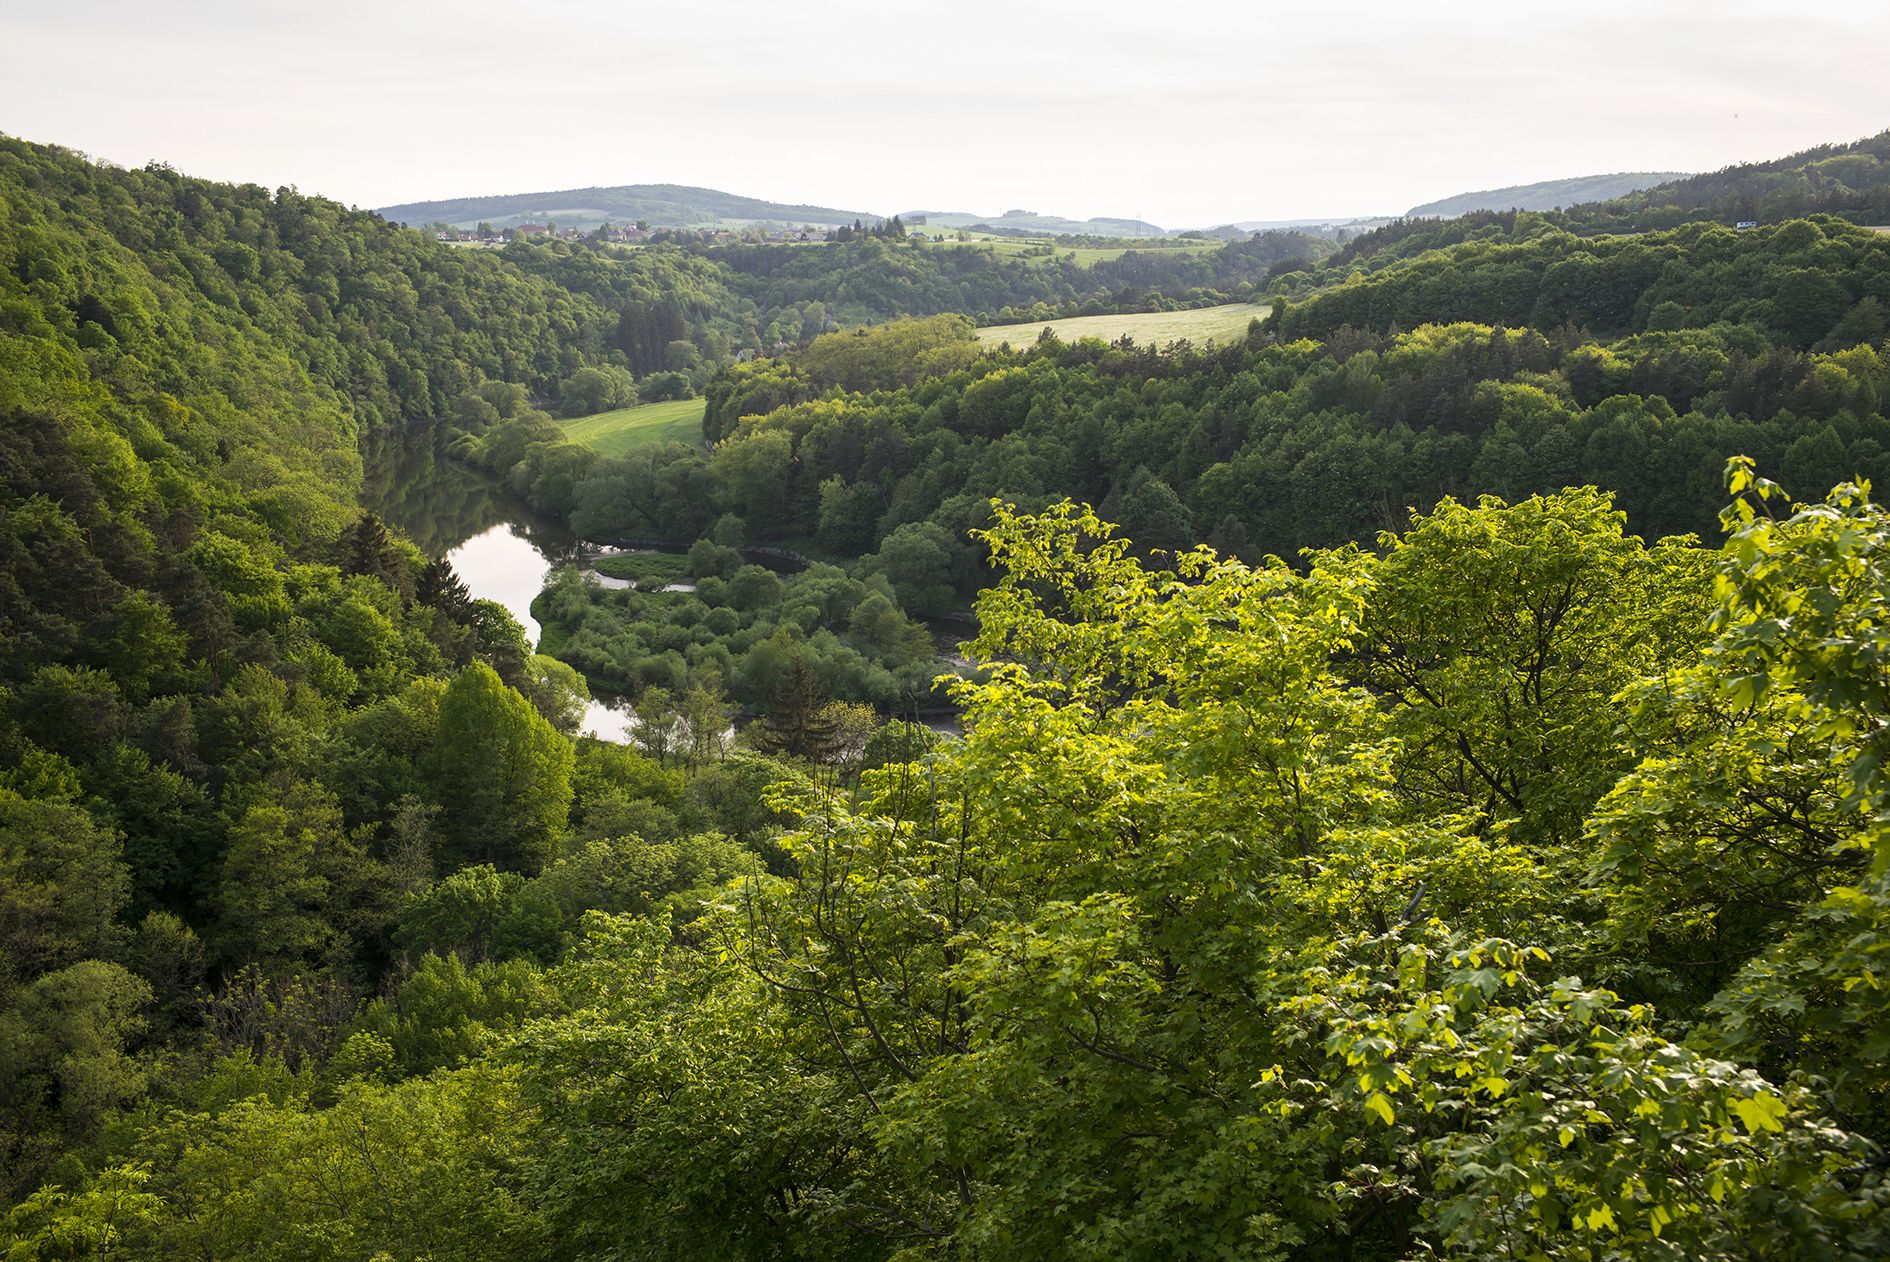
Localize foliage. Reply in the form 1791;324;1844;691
534;560;945;712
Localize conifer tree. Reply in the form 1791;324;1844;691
752;659;839;761
416;557;472;617
338;513;409;597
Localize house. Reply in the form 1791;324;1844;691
1736;220;1759;230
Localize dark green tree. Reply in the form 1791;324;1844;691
752;659;840;761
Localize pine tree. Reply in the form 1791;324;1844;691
338;513;409;596
753;659;840;761
416;557;472;616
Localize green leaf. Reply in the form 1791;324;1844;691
1732;1091;1788;1134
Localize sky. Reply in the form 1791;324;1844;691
3;0;1886;228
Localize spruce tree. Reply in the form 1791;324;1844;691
753;659;839;761
416;557;472;616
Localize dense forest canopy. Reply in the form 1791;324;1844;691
5;127;1890;1260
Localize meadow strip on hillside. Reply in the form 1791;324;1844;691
974;301;1271;348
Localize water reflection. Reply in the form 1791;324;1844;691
361;424;966;743
360;426;635;742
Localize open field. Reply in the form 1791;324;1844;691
559;398;707;456
974;302;1271;350
920;231;1222;268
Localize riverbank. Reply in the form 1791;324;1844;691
361;425;972;741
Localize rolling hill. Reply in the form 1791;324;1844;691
907;208;1167;237
1406;171;1687;218
377;183;879;231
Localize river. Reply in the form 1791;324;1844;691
359;426;639;740
360;425;967;742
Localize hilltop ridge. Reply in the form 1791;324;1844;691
1406;171;1687;217
377;182;878;231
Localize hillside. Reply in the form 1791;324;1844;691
1406;171;1686;217
1200;216;1391;240
1275;216;1890;348
1562;129;1890;229
377;183;878;232
1329;131;1890;270
0;132;638;1200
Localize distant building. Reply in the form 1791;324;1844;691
511;223;549;238
1736;220;1759;230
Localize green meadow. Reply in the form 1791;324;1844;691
915;228;1222;268
559;397;708;456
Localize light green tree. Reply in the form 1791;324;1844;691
426;663;574;873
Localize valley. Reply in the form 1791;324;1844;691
5;113;1890;1262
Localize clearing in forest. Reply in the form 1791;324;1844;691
974;302;1271;350
559;398;707;456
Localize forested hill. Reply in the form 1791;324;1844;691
1275;217;1890;347
1405;170;1685;217
0;133;657;1202
1565;128;1890;230
1336;130;1890;267
378;183;878;232
0;136;615;429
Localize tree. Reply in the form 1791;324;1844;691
523;654;591;735
425;663;574;873
417;556;473;616
1590;461;1890;1127
682;674;734;765
559;365;638;418
751;659;840;761
858;521;957;617
1338;488;1712;848
817;701;879;772
395;864;558;966
1116;471;1194;554
0;792;131;987
212;779;366;969
0;962;151;1201
337;512;410;597
631;686;682;765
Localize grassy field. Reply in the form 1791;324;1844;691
592;552;689;586
974;303;1271;350
920;231;1222;269
559;398;707;457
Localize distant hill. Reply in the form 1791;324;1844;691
1199;217;1393;241
377;183;878;231
907;209;1167;238
1326;130;1890;271
1407;172;1687;218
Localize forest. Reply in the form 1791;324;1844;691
3;125;1890;1260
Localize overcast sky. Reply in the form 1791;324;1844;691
3;0;1886;228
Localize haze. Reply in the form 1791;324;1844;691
3;0;1886;226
